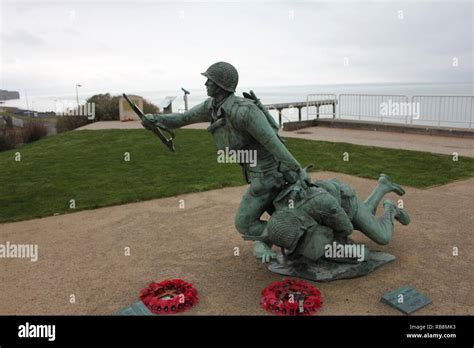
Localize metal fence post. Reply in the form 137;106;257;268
358;95;361;120
380;96;383;123
437;97;441;128
469;97;474;128
405;96;409;125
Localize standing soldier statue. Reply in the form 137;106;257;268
141;62;311;262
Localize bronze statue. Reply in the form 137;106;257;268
265;173;409;262
142;62;311;261
262;173;410;281
138;62;411;280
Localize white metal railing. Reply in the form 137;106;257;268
411;95;473;128
338;94;410;124
306;94;338;120
304;94;473;129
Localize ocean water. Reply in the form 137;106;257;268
3;82;473;128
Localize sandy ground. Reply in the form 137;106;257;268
77;121;474;157
0;172;472;315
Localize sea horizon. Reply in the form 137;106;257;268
2;82;473;121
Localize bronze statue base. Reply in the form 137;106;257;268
267;251;396;282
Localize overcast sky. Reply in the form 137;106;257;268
1;0;472;95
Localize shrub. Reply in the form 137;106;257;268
143;98;160;114
0;121;49;151
56;116;90;133
0;128;24;151
85;93;161;121
4;115;13;128
86;93;119;121
22;121;48;143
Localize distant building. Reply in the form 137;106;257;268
0;90;20;101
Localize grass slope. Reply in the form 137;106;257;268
1;128;473;223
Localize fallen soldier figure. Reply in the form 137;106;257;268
249;173;410;264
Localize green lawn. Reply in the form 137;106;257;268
1;129;473;223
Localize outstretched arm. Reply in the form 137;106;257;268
145;98;212;129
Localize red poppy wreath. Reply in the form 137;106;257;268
139;279;199;314
260;278;323;316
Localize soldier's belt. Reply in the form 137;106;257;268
242;235;266;241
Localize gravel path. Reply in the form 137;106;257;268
1;172;472;315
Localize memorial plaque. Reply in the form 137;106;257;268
381;286;432;314
114;301;154;316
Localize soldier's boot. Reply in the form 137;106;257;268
355;199;410;246
352;198;398;245
364;173;406;215
383;199;410;226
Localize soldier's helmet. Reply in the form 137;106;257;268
266;209;306;254
201;62;239;93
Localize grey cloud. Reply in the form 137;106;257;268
1;0;472;93
3;29;45;46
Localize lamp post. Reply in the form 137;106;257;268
76;84;82;106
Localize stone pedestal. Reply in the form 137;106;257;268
119;95;143;121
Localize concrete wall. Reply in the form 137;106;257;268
119;95;143;121
283;119;474;138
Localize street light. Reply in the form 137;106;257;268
76;84;82;106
